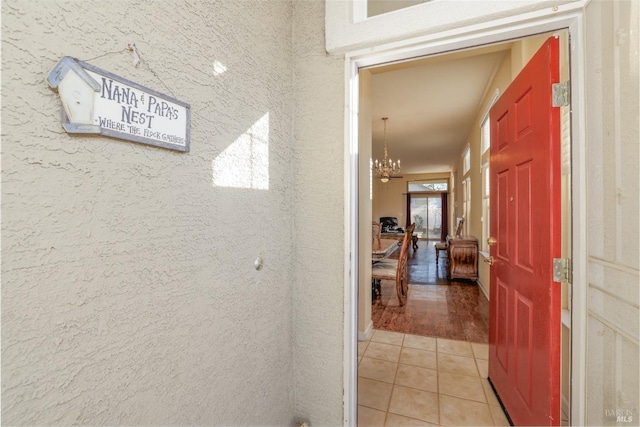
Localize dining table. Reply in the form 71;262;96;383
381;231;419;251
372;238;400;262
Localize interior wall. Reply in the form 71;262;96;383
1;1;296;425
584;1;639;424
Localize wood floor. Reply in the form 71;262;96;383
371;240;490;343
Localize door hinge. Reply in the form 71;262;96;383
553;258;572;283
552;81;570;107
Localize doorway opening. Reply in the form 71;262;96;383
349;23;579;426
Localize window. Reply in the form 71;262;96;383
409;195;442;239
479;91;498;251
462;147;471;175
481;163;490;251
462;177;470;235
480;89;500;157
480;117;490;210
480;115;491;155
450;173;456;224
408;179;448;192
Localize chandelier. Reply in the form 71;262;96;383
374;117;401;183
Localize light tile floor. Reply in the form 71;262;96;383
358;329;510;427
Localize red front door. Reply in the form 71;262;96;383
488;37;562;426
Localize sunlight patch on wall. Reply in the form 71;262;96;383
211;60;228;76
212;112;269;190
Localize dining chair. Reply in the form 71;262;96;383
372;223;414;306
434;218;464;264
435;240;448;264
372;221;382;246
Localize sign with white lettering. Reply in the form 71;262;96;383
47;57;190;152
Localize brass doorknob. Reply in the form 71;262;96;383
487;237;497;246
484;256;495;266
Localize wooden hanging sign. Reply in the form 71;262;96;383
47;56;190;152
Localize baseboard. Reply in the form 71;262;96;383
358;321;373;341
477;278;490;301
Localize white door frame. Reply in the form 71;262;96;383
343;6;589;426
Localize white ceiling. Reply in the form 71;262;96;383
370;44;511;175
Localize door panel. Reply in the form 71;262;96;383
496;171;510;261
495;280;509;371
488;36;561;426
515;89;533;139
497;111;509;150
514;291;533;407
516;161;533;271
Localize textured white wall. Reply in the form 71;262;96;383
291;2;346;425
584;1;639;424
2;1;296;425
